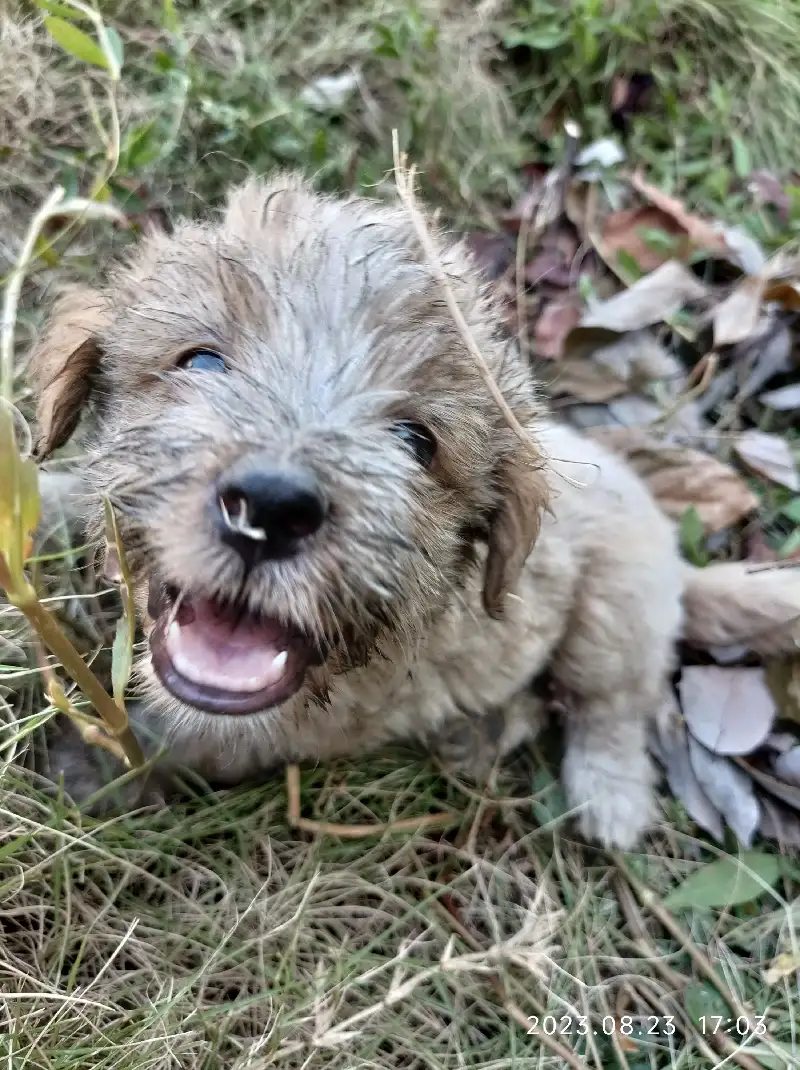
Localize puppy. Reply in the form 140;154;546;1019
26;175;799;847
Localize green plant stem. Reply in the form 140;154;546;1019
8;581;144;768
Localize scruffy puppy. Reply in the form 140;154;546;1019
27;175;797;848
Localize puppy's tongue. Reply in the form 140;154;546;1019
164;599;291;693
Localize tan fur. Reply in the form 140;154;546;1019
26;175;799;848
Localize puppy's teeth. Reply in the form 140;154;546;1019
168;621;181;641
272;650;288;673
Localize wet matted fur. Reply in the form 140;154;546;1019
27;174;799;848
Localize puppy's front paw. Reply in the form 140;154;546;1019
561;748;657;849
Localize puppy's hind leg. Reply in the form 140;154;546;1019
552;563;680;849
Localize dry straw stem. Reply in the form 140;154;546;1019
285;763;455;837
4;574;144;769
391;130;539;457
296;884;559;1051
431;897;592;1070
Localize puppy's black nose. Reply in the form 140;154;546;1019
215;468;326;562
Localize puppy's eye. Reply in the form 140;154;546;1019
391;421;437;468
177;349;227;372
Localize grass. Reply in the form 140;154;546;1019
2;0;800;1067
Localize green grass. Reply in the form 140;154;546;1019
2;0;800;1067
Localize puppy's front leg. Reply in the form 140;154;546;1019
558;690;659;849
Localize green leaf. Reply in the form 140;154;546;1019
732;135;751;180
615;247;643;280
745;1043;800;1070
162;0;179;33
779;527;800;558
679;504;707;565
503;27;570;50
664;851;780;911
0;403;41;590
683;981;729;1026
101;25;124;71
639;227;680;252
781;497;800;524
43;16;109;69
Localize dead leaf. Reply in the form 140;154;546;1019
602;205;689;273
687;737;761;847
465;231;515;280
773;747;800;787
549;357;628;402
763;278;800;311
720;224;767;276
712;274;766;348
760;383;800;411
758;795;800;847
630;170;732;258
749;170;791;224
534;296;582;358
587;427;758;532
734;430;800;492
524;251;574;288
581;259;707;333
737;757;800;812
679;666;776;756
652;704;724;842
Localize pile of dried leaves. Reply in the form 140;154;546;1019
468;130;800;849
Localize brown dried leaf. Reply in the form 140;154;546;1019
712;274;766;348
534;296;582;358
464;231;515;281
734;430;800;492
687;737;761;847
763;279;800;311
749;171;791;223
679;666;776;756
587;427;758;532
602;205;688;273
549;358;629;403
631;170;731;257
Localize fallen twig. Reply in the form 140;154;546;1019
285;763;456;838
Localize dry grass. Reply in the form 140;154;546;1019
2;2;800;1068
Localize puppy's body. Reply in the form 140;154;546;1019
26;175;786;848
80;420;677;848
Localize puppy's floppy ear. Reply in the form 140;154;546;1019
28;286;108;460
483;446;549;618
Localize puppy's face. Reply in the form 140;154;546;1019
30;176;547;725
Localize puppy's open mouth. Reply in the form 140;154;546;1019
148;583;312;715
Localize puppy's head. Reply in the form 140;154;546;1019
29;175;548;724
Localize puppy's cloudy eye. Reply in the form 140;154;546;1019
391;420;437;468
177;349;227;372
